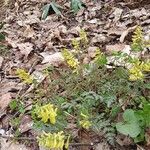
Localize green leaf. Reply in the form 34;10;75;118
116;122;141;138
9;100;18;110
116;109;141;138
123;109;137;123
41;4;51;20
0;33;5;41
71;0;84;13
41;2;62;20
137;103;150;127
50;2;62;16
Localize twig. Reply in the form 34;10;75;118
0;135;35;141
0;135;96;147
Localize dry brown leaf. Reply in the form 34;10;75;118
87;46;98;58
0;81;23;97
0;138;29;150
23;25;35;38
0;93;12;110
19;115;33;133
40;52;64;66
0;56;4;69
113;7;123;22
106;44;127;54
17;43;34;57
91;34;107;44
120;25;137;43
95;142;110;150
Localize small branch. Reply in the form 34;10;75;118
0;135;35;141
69;142;94;146
0;135;96;147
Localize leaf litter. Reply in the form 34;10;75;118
0;0;150;150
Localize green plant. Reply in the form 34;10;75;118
10;28;150;148
41;1;62;19
9;99;25;114
116;103;150;142
41;0;85;19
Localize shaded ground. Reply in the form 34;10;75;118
0;0;150;150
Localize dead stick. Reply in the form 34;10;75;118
0;135;96;146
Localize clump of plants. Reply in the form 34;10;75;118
13;26;150;149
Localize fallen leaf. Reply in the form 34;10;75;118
0;81;23;97
32;70;46;83
113;7;123;22
106;44;127;54
91;34;107;44
0;138;29;150
0;93;12;110
0;56;4;68
95;142;110;150
40;52;64;66
19;115;33;133
23;25;35;38
120;25;137;43
17;43;34;57
87;46;98;58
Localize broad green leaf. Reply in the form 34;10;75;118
116;122;141;138
116;109;141;138
123;109;137;123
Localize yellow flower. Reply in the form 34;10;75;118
38;131;69;150
79;29;88;45
79;112;91;129
129;66;144;81
140;61;150;72
16;69;33;84
62;48;79;69
128;60;150;81
72;38;80;53
79;120;91;129
35;103;57;124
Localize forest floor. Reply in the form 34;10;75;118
0;0;150;150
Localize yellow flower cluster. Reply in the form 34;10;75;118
79;112;91;129
35;103;57;124
79;29;88;45
16;69;33;84
131;26;143;51
62;49;79;69
94;48;102;61
129;61;150;81
38;131;70;149
72;38;80;53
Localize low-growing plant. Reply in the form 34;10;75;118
10;27;150;148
